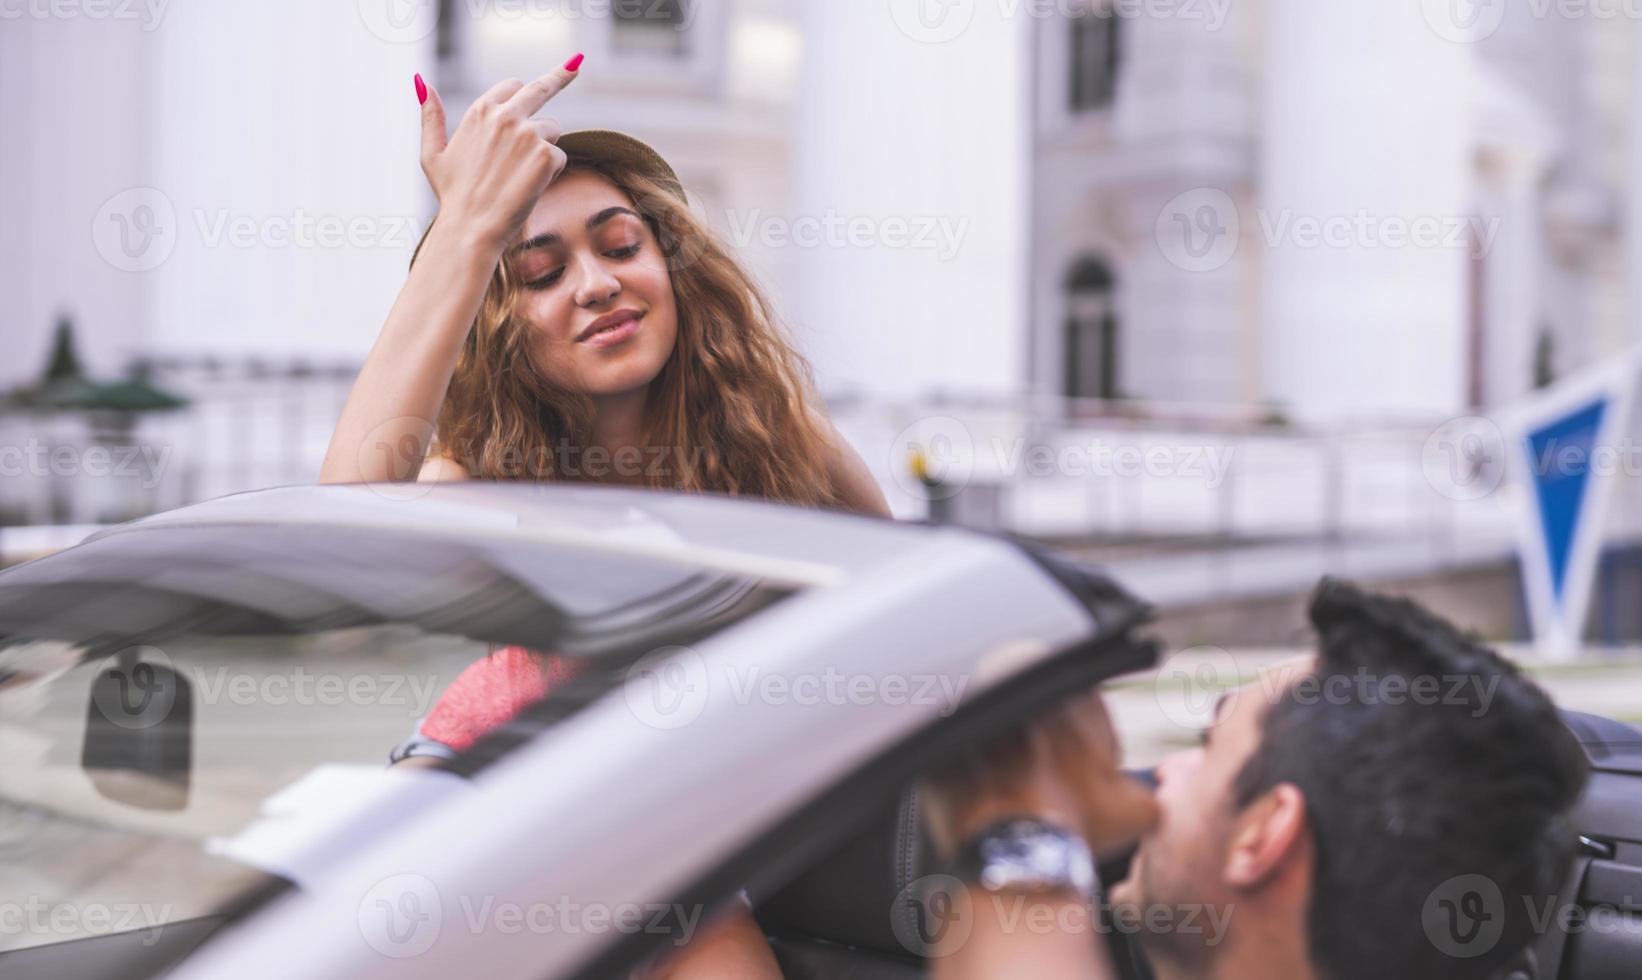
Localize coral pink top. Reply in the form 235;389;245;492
419;646;579;752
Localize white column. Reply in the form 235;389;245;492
1479;152;1545;407
0;14;147;387
790;1;1031;399
143;1;429;362
1260;0;1475;421
1629;15;1642;349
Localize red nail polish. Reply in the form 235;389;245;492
564;53;585;72
414;73;428;105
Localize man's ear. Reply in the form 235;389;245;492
1223;783;1308;889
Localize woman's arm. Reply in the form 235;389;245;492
320;221;503;484
922;689;1159;980
637;909;781;980
320;63;580;485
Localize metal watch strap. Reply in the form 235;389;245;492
950;816;1097;899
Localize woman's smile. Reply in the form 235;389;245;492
577;309;644;348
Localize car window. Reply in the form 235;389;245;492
0;525;796;959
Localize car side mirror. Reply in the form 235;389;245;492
82;647;193;811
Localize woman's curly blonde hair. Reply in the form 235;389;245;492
418;151;845;510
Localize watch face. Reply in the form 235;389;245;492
961;818;1096;898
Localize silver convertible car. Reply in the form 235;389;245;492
0;484;1638;979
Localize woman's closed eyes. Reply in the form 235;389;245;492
522;241;644;291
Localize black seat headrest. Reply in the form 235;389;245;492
757;786;933;961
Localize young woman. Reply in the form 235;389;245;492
321;56;888;979
320;56;886;511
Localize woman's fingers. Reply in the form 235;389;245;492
503;56;582;118
418;76;449;173
478;76;528;105
530;117;563;144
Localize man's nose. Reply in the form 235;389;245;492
1155;748;1193;786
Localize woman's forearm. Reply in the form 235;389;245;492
320;220;503;484
933;889;1118;980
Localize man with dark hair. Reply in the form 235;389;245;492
923;579;1591;980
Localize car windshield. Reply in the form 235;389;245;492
0;516;798;955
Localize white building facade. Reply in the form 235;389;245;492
1031;0;1635;422
4;0;1642;528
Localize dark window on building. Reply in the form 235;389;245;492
1064;256;1120;400
1069;11;1121;113
613;0;690;57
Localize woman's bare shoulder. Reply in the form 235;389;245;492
418;454;471;483
809;409;891;518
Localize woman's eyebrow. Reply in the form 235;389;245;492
586;206;640;231
512;232;561;256
511;207;642;256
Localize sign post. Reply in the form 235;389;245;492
1504;351;1640;659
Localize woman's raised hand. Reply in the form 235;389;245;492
920;686;1159;861
416;55;583;253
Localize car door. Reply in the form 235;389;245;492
153;526;1146;980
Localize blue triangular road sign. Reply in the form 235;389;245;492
1524;397;1608;604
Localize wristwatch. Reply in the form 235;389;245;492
950;817;1097;899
